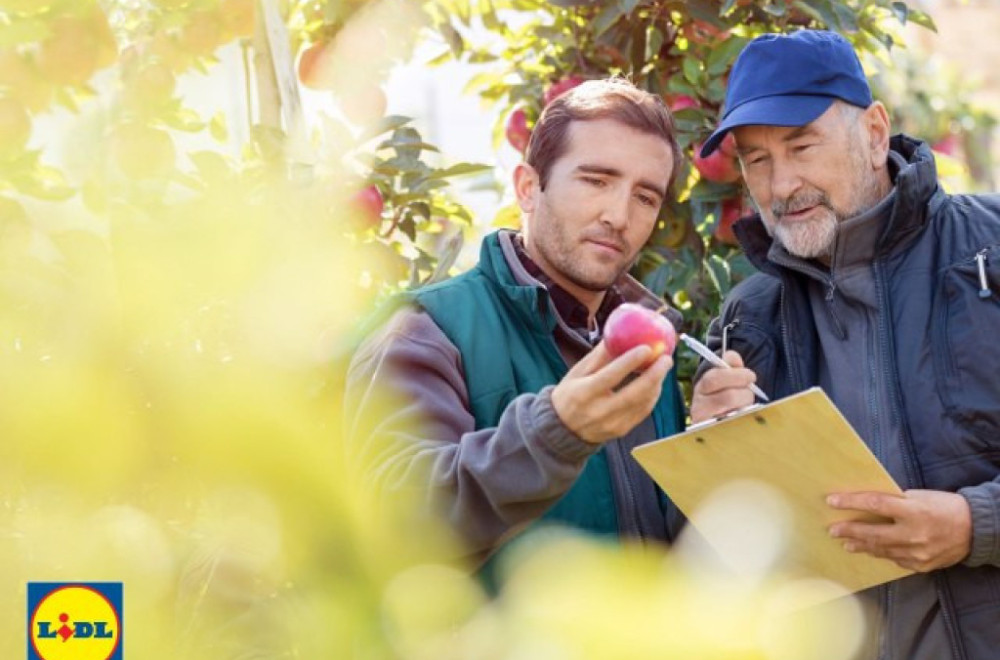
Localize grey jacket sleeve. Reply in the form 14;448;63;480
344;307;599;564
958;482;1000;567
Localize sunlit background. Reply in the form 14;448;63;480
1;0;996;657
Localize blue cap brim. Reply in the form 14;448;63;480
699;95;838;158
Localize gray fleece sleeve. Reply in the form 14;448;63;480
959;481;1000;567
344;307;599;564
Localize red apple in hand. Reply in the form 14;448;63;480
604;303;678;365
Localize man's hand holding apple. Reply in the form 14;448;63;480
551;342;673;444
551;304;677;444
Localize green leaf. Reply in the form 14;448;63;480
424;232;464;285
907;9;937;31
189;150;231;184
794;0;835;29
463;71;504;95
646;25;664;62
162;107;205;132
704;254;732;296
427;162;493;179
690;179;739;203
409;202;432;220
209;112;228;142
593;2;625;37
686;0;724;22
830;2;858;32
440;23;464;57
357;115;413;143
425;48;454;66
705;35;747;76
682;56;702;86
719;0;737;15
642;264;671;298
890;2;908;25
398;214;417;241
492;202;521;229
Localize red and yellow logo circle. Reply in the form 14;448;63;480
29;585;120;660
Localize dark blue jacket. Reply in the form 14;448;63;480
704;135;1000;660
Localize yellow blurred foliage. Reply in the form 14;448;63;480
0;2;869;659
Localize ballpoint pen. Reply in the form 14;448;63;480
678;332;770;402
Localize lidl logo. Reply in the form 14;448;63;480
27;582;122;660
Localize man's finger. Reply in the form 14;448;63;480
695;364;757;396
566;340;613;378
829;519;898;546
585;344;656;390
615;354;673;400
721;350;745;368
827;491;907;519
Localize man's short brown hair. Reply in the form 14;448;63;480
525;77;683;194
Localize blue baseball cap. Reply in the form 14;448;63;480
700;30;873;158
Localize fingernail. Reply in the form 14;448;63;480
829;527;840;538
826;495;840;507
843;542;856;553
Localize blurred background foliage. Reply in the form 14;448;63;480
0;0;991;657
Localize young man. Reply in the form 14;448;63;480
693;30;1000;660
346;79;686;574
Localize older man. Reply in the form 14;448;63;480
693;30;1000;660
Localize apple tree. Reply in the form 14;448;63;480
422;0;958;393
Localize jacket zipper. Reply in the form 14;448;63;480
777;284;800;390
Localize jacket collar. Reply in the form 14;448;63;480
479;230;683;332
734;133;941;275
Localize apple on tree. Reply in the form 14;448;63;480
349;185;384;229
714;197;748;246
604;303;678;366
505;108;531;153
693;141;741;184
298;42;335;91
667;94;699;113
543;76;584;106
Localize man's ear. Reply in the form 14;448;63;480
513;163;539;214
864;101;892;168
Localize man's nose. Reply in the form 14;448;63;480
769;157;802;202
599;186;631;230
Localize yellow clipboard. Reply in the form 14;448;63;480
632;387;914;592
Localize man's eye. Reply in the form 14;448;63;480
582;176;606;187
635;193;657;207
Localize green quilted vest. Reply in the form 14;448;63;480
412;232;678;546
